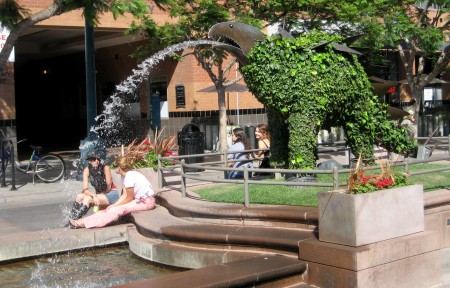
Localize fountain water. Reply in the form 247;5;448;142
76;40;222;170
87;40;222;148
0;245;183;288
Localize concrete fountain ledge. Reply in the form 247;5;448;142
0;224;132;262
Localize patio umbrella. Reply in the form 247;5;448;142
197;83;249;125
368;76;399;97
197;82;249;93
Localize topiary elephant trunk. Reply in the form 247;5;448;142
209;22;416;169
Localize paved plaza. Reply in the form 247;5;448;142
0;150;450;287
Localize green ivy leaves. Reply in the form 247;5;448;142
242;29;415;169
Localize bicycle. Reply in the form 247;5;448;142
1;139;66;183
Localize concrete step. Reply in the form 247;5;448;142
157;190;319;229
126;188;319;287
132;206;316;254
114;254;308;288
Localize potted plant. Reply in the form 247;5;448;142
131;129;178;171
111;128;178;192
318;156;424;247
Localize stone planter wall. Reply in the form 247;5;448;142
318;184;424;247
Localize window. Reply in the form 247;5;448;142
149;78;167;101
175;85;186;108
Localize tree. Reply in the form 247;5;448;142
374;1;450;103
128;0;259;152
226;0;450;107
0;0;149;74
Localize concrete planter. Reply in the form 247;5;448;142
318;184;424;247
112;168;159;194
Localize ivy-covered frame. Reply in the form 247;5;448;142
241;31;416;169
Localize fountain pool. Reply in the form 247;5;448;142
0;245;184;288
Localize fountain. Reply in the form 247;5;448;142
81;40;222;149
4;23;449;287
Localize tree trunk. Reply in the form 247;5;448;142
217;87;228;152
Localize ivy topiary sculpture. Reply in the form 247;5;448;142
209;22;416;169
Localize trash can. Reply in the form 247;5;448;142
178;124;205;172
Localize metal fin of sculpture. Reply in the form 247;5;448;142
331;43;363;55
342;34;365;46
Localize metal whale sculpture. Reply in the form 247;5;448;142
208;21;416;168
209;21;363;65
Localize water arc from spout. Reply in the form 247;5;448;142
87;40;223;148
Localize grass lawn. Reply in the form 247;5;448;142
193;163;450;207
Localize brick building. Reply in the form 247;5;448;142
2;1;450;154
0;1;266;154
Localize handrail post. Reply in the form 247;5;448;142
332;166;339;190
244;165;250;207
404;157;409;175
9;141;16;190
157;155;163;189
181;159;186;198
223;150;228;179
347;147;351;167
1;140;6;187
448;135;450;155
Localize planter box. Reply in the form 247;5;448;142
112;168;159;194
318;184;424;247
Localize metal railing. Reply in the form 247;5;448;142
155;143;450;207
154;141;450;207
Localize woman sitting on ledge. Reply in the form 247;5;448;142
227;127;253;179
68;150;119;223
69;155;155;229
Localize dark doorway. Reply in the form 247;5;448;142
14;52;87;154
